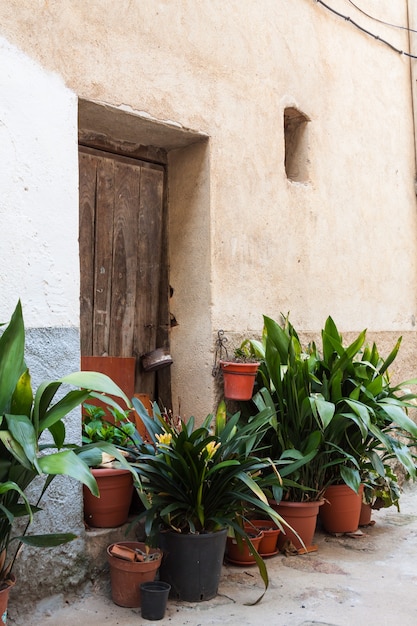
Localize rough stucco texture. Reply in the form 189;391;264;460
8;327;88;612
0;36;80;328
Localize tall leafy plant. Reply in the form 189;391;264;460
313;316;417;490
0;301;131;587
243;314;417;501
245;315;341;501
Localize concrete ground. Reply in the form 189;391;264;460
12;485;417;626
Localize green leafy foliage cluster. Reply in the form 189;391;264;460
242;314;417;503
82;402;136;448
125;398;291;599
0;301;130;585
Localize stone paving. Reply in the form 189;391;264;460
10;485;417;625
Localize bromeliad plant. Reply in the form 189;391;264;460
128;397;291;597
0;300;131;589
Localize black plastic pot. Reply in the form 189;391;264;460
140;581;171;620
158;528;227;602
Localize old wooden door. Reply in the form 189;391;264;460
79;145;171;405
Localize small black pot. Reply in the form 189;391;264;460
140;581;171;620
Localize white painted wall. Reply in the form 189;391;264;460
0;36;79;328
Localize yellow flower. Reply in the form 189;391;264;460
155;432;172;446
204;440;220;459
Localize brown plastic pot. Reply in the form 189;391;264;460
225;531;263;565
0;574;16;624
107;541;162;607
320;484;364;533
83;468;133;528
270;499;323;552
219;361;260;400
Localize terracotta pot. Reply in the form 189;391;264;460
270;500;323;552
107;541;162;607
225;531;263;565
244;520;280;555
219;361;260;400
83;468;133;528
359;502;372;526
0;574;15;625
320;484;364;533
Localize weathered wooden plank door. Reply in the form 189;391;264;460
79;145;171;405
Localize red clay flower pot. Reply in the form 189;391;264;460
220;361;260;400
270;500;323;553
107;542;162;607
320;484;364;534
244;520;280;555
359;502;373;527
83;468;133;528
226;531;263;565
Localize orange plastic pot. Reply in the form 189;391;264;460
225;531;263;565
83;468;133;528
270;500;323;552
107;542;162;607
320;484;364;533
244;520;280;555
220;361;260;400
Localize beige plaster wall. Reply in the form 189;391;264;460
0;1;416;420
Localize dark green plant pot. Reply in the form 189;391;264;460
158;528;227;602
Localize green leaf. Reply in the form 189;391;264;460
311;395;334;429
0;301;25;415
38;450;99;497
10;369;33;417
4;414;40;470
379;400;417;438
60;372;131;406
0;481;33;522
13;533;77;547
0;430;33;470
38;389;90;432
48;419;66;449
339;466;361;492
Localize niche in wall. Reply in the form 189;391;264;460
284;107;310;182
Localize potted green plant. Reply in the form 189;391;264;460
359;465;400;525
219;340;260;401
241;314;417;539
240;315;334;551
81;403;137;527
311;316;417;532
127;398;291;604
0;300;132;621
